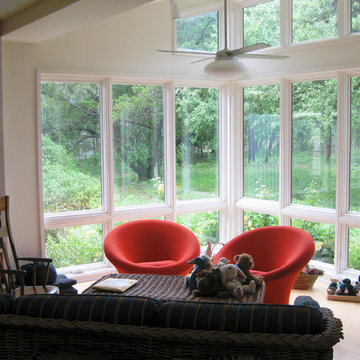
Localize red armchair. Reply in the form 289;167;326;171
212;226;315;304
104;219;200;275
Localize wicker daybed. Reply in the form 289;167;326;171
0;290;343;360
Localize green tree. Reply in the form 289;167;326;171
112;85;164;182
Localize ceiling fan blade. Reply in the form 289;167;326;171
237;54;288;60
230;43;270;56
191;57;215;64
157;49;216;56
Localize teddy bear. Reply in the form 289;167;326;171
234;253;263;287
219;263;247;298
193;268;230;298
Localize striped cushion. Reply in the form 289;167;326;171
13;294;159;326
158;301;324;334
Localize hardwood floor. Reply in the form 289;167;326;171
75;278;358;359
290;279;359;360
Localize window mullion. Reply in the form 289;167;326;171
279;78;291;225
102;78;113;262
335;71;351;273
280;0;291;47
338;0;352;38
164;81;176;222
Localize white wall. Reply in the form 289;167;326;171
0;38;4;197
2;0;360;256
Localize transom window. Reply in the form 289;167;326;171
176;11;219;52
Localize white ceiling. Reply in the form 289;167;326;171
1;0;157;43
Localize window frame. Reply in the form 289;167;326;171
36;0;360;281
173;2;224;55
38;74;227;277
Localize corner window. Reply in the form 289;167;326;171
176;11;219;52
243;85;280;201
291;79;337;208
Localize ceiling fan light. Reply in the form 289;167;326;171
204;58;247;80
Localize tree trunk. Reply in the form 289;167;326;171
264;130;276;164
248;128;256;163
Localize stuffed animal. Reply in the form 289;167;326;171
185;255;214;291
327;278;338;294
193;268;230;298
335;278;358;296
294;295;320;309
214;257;230;270
220;264;247;298
234;253;263;287
204;242;225;261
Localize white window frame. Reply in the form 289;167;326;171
173;2;224;54
37;0;360;282
37;74;227;280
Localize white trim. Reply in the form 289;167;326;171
279;78;291;223
36;70;46;256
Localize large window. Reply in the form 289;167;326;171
40;78;222;269
112;84;164;207
243;85;280;201
175;87;219;200
291;79;337;208
41;82;102;213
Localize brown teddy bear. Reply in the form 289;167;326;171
234;253;263;287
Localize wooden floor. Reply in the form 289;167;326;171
75;278;359;360
290;279;359;360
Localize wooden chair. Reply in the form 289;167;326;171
0;195;58;297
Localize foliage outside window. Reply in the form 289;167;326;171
350;77;360;212
243;0;280;47
45;224;103;268
41;82;102;213
352;0;360;33
112;84;164;207
175;87;219;200
292;0;337;43
177;211;219;245
291;79;337;208
348;227;360;270
243;211;279;232
243;85;280;201
176;11;218;52
292;219;335;264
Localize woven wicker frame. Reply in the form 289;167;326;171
0;308;343;360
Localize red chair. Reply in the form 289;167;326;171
104;219;200;275
212;226;315;304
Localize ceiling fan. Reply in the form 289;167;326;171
157;0;288;80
